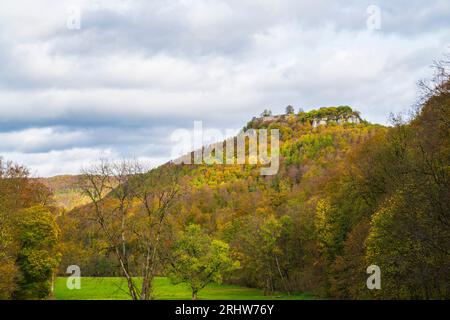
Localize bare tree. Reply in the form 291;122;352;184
79;159;180;300
418;54;450;101
131;163;180;300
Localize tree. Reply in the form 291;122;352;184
13;206;60;299
0;218;17;299
260;109;272;117
222;212;294;296
257;215;293;295
131;163;180;299
168;224;239;300
0;159;56;300
79;160;180;300
285;105;295;115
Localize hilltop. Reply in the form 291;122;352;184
248;105;363;128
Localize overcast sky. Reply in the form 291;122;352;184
0;0;449;176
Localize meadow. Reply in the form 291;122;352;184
54;277;313;300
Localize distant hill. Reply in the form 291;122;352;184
37;175;90;210
38;175;80;191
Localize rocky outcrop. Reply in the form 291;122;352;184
250;106;363;129
311;114;360;128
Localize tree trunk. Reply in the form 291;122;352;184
141;245;152;300
51;271;55;295
192;290;198;300
115;247;138;300
275;256;291;296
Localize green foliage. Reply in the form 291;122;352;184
283;132;335;165
168;224;239;299
0;161;59;300
298;106;355;120
260;109;272;117
14;206;61;299
285;105;295;115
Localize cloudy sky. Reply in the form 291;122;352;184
0;0;449;176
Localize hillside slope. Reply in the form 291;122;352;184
59;106;383;284
38;175;90;210
60;96;450;299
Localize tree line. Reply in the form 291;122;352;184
0;161;59;299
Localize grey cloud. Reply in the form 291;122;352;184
42;0;450;59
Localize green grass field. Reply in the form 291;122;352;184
55;277;313;300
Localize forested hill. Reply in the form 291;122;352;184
37;175;90;210
59;107;380;285
59;94;449;299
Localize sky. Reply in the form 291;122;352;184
0;0;449;177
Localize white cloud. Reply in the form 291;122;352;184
2;148;117;177
0;127;87;152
